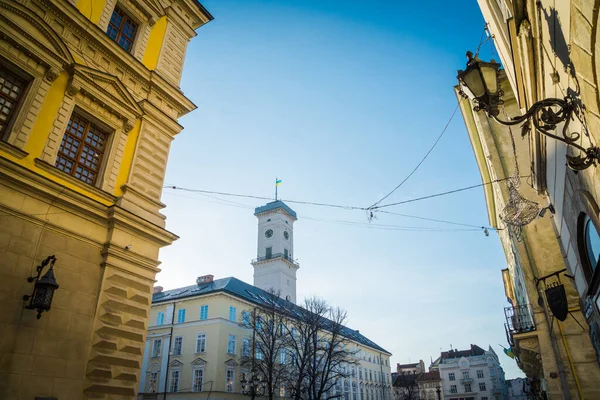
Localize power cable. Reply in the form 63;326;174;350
367;104;459;210
377;210;497;230
370;176;522;210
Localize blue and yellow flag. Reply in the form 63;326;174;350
275;179;282;186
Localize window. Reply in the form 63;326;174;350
280;348;287;364
462;371;470;379
107;6;138;52
0;64;29;141
256;347;263;360
227;334;236;354
477;369;484;379
465;383;472;392
192;368;204;392
370;370;372;381
55;114;107;185
177;309;186;323
266;247;272;258
148;372;158;392
156;312;165;326
172;336;183;356
359;367;363;379
284;248;289;259
196;333;206;353
578;214;600;281
479;382;487;391
226;369;235;392
229;306;237;322
344;379;349;400
242;337;250;357
450;385;457;394
200;305;208;320
243;311;251;326
482;397;488;400
151;339;161;358
169;370;180;392
291;327;296;338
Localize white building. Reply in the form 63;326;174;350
506;378;527;400
437;345;507;400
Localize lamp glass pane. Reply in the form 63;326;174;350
462;68;486;97
481;66;498;94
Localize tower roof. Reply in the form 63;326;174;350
254;200;297;219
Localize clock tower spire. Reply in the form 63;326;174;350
251;200;298;304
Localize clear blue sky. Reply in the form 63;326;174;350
159;0;523;379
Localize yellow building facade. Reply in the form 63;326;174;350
460;0;600;398
0;0;211;398
142;276;394;400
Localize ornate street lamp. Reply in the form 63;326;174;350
23;255;59;319
241;371;267;398
457;51;600;170
436;385;441;400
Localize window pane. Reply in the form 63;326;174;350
107;7;138;52
0;66;28;140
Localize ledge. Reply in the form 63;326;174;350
34;157;117;204
0;140;29;159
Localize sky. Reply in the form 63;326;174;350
158;0;524;379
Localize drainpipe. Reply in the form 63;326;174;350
163;301;177;400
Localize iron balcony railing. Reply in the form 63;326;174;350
460;377;473;384
505;304;536;336
252;253;299;267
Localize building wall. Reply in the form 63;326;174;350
141;291;394;399
438;352;506;400
0;0;211;398
468;1;600;399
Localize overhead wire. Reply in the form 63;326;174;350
377;210;497;230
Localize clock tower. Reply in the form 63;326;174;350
251;200;299;304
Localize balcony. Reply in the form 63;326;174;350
252;253;299;267
460;377;473;384
504;304;536;342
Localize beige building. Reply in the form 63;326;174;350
459;0;600;398
139;201;394;399
0;0;211;398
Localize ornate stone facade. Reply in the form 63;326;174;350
0;0;212;399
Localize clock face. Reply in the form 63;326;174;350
283;231;289;240
265;229;274;238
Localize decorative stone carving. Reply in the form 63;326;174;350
66;81;80;97
123;120;134;133
44;67;60;82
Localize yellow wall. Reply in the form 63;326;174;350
0;71;112;206
142;16;168;70
75;0;107;25
114;119;141;196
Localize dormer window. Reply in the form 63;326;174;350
107;6;138;52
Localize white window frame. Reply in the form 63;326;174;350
177;308;186;323
229;306;237;322
192;367;205;392
196;333;207;353
151;338;161;358
148;371;158;392
465;383;472;392
449;372;455;381
450;385;457;394
156;312;164;326
227;334;236;355
169;369;180;392
200;305;209;320
243;311;250;326
479;382;487;391
172;336;183;356
477;369;484;379
226;368;235;392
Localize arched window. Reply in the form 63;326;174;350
578;213;600;282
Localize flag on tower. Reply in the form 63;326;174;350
276;179;282;186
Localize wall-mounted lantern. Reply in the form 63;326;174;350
23;255;59;319
457;51;600;170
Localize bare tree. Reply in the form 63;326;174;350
393;371;420;400
287;296;358;400
241;289;290;400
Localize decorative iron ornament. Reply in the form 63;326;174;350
491;97;599;171
499;112;542;236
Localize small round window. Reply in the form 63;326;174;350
584;216;600;274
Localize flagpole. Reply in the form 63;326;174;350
275;177;278;201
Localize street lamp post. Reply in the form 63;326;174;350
240;371;267;398
457;51;600;171
436;385;441;400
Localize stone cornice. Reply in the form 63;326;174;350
0;140;28;159
35;0;195;116
139;100;183;136
108;205;179;247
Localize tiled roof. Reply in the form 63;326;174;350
418;371;441;382
440;344;485;360
153;276;389;354
254;200;297;219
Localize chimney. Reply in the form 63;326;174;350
153;286;163;294
197;274;214;285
